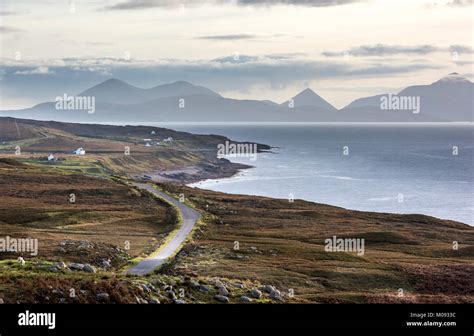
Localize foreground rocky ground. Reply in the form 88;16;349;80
0;258;287;304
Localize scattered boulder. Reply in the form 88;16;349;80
240;296;252;303
232;283;246;289
96;293;109;301
69;263;84;271
214;295;229;303
167;290;177;300
198;285;211;292
218;286;229;296
139;284;151;293
269;289;283;301
0;298;4;304
189;281;200;289
82;264;96;273
17;257;25;266
100;259;111;269
174;299;186;304
148;298;160;304
54;262;67;269
261;285;275;294
250;289;262;299
136;297;148;304
48;266;59;273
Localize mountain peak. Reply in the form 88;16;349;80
285;87;336;111
435;72;471;84
295;88;318;98
99;78;130;87
171;80;193;86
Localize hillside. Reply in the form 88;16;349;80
0;117;472;304
161;183;474;303
0;117;270;182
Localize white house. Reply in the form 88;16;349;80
74;148;86;155
145;142;151;147
163;137;173;143
47;154;55;161
151;130;156;135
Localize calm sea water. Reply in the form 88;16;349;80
163;123;474;225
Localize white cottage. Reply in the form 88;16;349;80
74;148;86;155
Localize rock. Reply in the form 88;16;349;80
189;281;200;289
140;284;151;293
82;264;96;273
174;299;186;304
100;259;111;269
261;285;275;294
232;283;246;289
55;262;67;269
269;289;283;301
48;266;59;273
17;257;25;266
0;298;4;304
96;293;109;301
137;297;148;304
148;298;160;304
250;289;262;299
69;263;84;271
240;296;252;303
218;286;229;296
167;290;177;300
214;295;229;303
78;242;93;249
198;285;211;292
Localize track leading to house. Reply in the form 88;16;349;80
126;183;201;275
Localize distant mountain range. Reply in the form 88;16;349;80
1;73;472;122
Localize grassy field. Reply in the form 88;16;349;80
159;183;474;303
0;160;177;266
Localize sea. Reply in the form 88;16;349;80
155;123;474;225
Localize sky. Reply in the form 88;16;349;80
0;0;473;109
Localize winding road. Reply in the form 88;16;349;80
126;183;201;275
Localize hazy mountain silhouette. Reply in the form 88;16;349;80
1;74;472;122
342;73;473;122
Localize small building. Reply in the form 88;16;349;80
151;131;156;135
73;148;86;155
47;154;55;161
145;142;151;147
163;137;173;143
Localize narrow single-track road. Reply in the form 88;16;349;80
126;183;200;275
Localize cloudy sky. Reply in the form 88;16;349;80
0;0;472;109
